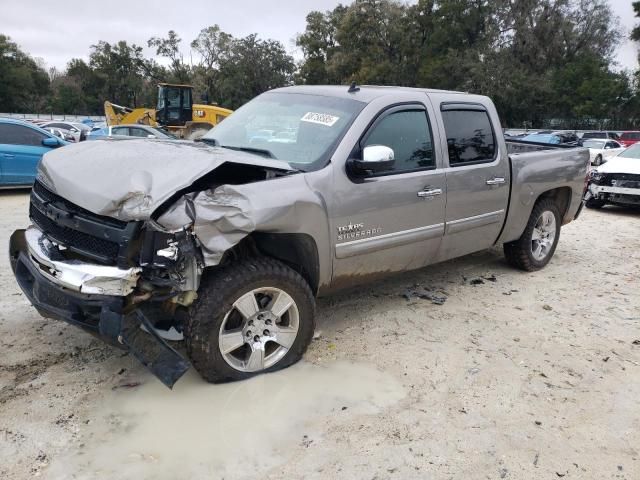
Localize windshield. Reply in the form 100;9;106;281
202;92;365;170
583;140;605;149
618;144;640;159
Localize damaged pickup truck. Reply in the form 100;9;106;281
9;85;590;387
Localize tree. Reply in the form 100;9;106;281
216;34;295;108
0;34;50;112
148;30;190;83
88;40;151;107
296;0;629;128
190;25;233;102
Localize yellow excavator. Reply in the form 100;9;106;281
104;83;233;140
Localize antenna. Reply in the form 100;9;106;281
348;81;360;93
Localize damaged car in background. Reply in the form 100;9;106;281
585;143;640;210
10;85;589;388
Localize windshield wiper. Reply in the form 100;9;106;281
199;137;218;146
220;145;277;159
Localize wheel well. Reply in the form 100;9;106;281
216;233;320;295
537;187;572;222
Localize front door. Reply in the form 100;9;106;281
0;123;49;185
330;102;446;286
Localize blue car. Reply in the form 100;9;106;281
0;118;69;187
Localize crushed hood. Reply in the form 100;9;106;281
598;156;640;175
38;139;293;221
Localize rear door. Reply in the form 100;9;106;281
430;100;510;261
0;123;49;185
331;98;446;283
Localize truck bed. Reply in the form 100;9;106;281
498;141;590;244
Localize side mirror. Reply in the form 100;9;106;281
349;145;395;175
42;137;62;148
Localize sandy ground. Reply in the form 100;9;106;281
0;189;639;480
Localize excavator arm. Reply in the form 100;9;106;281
104;101;157;127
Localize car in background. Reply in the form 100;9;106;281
585;143;640;210
581;139;625;166
519;132;578;145
40;121;91;142
0;118;68;187
618;131;640;148
45;127;76;143
87;124;177;140
581;131;620;141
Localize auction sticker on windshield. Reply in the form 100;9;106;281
301;112;340;127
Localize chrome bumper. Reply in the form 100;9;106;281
24;225;140;296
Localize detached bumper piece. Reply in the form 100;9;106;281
9;228;190;388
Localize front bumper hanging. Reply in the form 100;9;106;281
9;227;190;388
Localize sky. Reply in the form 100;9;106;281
1;0;638;72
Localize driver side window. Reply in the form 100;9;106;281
363;109;434;174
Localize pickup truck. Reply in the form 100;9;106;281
9;85;590;387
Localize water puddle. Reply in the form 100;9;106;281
47;361;404;479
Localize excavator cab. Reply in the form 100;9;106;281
156;84;193;127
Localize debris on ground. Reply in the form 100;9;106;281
401;286;448;305
470;278;485;285
482;274;497;282
543;304;553;311
112;382;142;390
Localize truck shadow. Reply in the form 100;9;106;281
316;246;509;326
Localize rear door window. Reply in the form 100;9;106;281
129;128;150;138
441;108;496;166
111;127;130;136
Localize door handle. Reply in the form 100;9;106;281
417;188;443;198
2;154;15;158
486;177;506;186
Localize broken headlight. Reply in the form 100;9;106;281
588;170;605;183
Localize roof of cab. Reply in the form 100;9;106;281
272;85;470;103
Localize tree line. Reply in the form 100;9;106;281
1;0;639;129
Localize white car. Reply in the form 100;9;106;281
582;139;625;166
585;144;640;209
41;121;91;142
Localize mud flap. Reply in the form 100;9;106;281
118;310;191;388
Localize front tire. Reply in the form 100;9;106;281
504;199;562;272
186;257;315;383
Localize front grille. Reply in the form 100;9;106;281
32;180;127;229
30;204;120;259
30;181;140;266
598;173;640;188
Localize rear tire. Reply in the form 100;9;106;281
186;257;315;383
504;198;562;272
585;198;605;209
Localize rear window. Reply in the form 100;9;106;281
582;132;606;139
441;109;496;165
582;140;606;149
